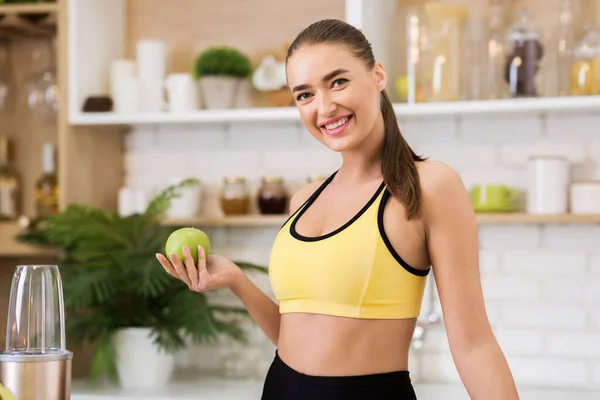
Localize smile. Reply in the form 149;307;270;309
320;115;353;136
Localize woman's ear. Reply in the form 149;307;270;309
374;61;387;91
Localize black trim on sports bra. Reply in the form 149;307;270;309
290;172;386;242
278;172;337;230
377;189;431;277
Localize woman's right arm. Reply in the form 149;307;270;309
229;180;323;345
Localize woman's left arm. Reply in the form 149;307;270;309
421;162;519;400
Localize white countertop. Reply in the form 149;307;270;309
71;376;600;400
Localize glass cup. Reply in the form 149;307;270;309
5;265;67;355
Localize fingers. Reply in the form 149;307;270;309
155;253;178;278
168;252;192;288
197;246;209;290
183;246;199;290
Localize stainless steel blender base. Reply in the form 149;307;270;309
0;352;72;400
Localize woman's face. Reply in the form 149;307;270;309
286;43;387;153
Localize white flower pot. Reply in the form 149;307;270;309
112;327;175;389
198;76;240;109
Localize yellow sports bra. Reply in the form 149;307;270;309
268;172;430;320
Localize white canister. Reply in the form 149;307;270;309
165;179;202;219
113;76;142;114
136;40;166;82
109;59;136;97
570;180;600;214
527;156;570;214
165;73;198;113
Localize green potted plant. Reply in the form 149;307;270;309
192;45;253;109
16;178;266;389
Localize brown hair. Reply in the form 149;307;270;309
286;19;427;219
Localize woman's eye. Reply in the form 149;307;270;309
296;92;311;101
332;78;348;87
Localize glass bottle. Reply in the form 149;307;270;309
421;3;468;102
35;142;59;219
307;174;327;184
257;176;288;215
0;38;14;115
570;23;600;95
503;8;545;97
555;0;576;96
484;0;506;99
0;135;20;221
219;176;250;216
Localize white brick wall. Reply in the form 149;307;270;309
124;110;600;390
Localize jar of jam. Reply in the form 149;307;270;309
307;174;327;184
220;176;250;215
257;176;288;215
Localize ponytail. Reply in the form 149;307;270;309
380;90;427;219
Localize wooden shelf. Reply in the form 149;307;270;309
0;222;58;258
161;213;600;228
69;96;600;126
0;2;57;15
475;213;600;224
163;215;288;227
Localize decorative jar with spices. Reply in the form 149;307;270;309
220;176;250;215
257;176;288;215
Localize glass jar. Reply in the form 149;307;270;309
257;176;288;215
569;23;600;96
503;8;545;97
421;3;468;102
483;0;507;99
220;176;250;216
306;174;327;184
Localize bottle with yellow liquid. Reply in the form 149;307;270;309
570;23;600;95
34;142;58;219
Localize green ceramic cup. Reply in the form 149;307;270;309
470;185;517;210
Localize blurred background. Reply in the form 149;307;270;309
0;0;599;398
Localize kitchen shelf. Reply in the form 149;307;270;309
0;222;58;258
69;96;600;126
0;2;58;15
162;213;600;228
163;215;288;227
475;213;600;224
70;107;300;126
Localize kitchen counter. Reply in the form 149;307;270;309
71;376;600;400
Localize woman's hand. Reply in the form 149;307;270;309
156;245;241;292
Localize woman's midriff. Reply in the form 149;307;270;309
276;313;417;376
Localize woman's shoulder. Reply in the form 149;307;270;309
416;160;466;201
416;160;470;218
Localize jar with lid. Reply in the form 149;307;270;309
569;23;600;96
220;176;250;215
483;0;507;99
420;3;468;102
306;174;327;184
503;8;545;97
257;176;288;215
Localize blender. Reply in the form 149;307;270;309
0;265;72;400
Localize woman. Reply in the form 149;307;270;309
157;19;519;400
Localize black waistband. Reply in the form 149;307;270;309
271;350;412;387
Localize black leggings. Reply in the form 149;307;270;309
261;351;418;400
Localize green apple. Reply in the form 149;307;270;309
165;227;211;264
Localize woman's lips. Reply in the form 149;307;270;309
320;115;353;136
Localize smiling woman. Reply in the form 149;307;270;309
157;18;520;400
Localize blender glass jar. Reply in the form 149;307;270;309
421;2;468;102
570;23;600;95
503;8;545;97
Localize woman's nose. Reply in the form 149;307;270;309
316;93;337;117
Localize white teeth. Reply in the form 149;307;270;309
325;117;348;130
